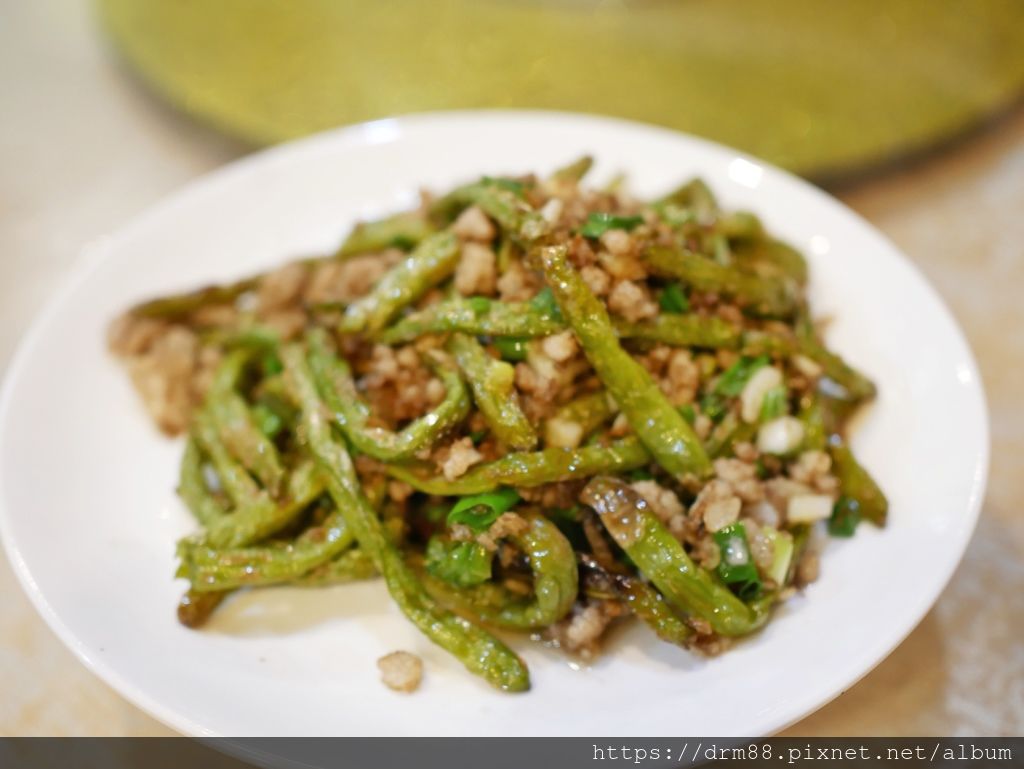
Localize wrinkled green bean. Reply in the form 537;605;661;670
579;555;692;646
644;246;797;318
433;181;548;243
616;314;741;350
179;505;356;592
283;342;531;692
339;231;460;333
536;245;711;480
388;437;652;496
307;329;469;460
796;319;877;402
549;155;594;185
177;437;229;526
582;477;771;636
207;350;286;495
336;210;434;259
378;297;564;344
449;333;537;450
200;458;324;549
545;390;617;441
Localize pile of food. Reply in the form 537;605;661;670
108;157;887;692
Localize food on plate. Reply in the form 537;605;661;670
108;157;886;691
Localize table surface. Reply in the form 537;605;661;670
2;1;1021;737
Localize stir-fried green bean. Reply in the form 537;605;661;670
283;342;530;692
339;231;460;333
644;246;798;318
113;161;889;691
207;350;286;496
545;390;617;442
433;180;548;243
582;477;771;636
548;155;594;185
199;456;324;550
378;297;564;344
179;505;356;591
306;329;469;460
732;237;808;286
796;319;877;402
449;333;537;451
336;210;434;259
177;589;226;628
579;554;693;646
177;437;229;526
615;314;741;350
536;245;711;480
127;277;259;321
829;437;888;526
425;514;578;629
381;296;742;350
388;437;652;496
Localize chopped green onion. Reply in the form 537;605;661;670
716;355;771;397
712;522;762;601
493;336;529;362
529;286;564;320
626;468;654;481
579;212;644;238
659;282;690;314
466;296;492;315
699;392;728;423
251;404;284;438
447;487;521;533
677;403;697;425
424;537;493;587
828;495;861;537
759;385;788;421
467;429;488;446
261;352;283;376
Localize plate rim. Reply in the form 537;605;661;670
0;108;990;738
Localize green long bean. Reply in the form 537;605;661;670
644;246;797;318
425;514;578;629
282;342;530;692
387;437;652;496
339;231;460;333
177;437;229;526
449;333;537;451
306;329;469;460
336;210;434;259
536;245;711;480
582;476;771;636
207;350;286;495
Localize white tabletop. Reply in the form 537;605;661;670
2;0;1022;737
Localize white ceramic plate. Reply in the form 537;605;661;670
0;112;988;737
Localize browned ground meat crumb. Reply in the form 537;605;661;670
690;479;742;533
256;263;308;314
607;280;658;322
477;511;530;551
496;259;541;301
122;325;201;435
304;251;400;305
579;264;612;296
435;436;483;481
452;205;496;242
377;651;423;693
549;601;623;659
454;242;497;296
540;330;578;363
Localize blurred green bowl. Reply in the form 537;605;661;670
98;0;1024;179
